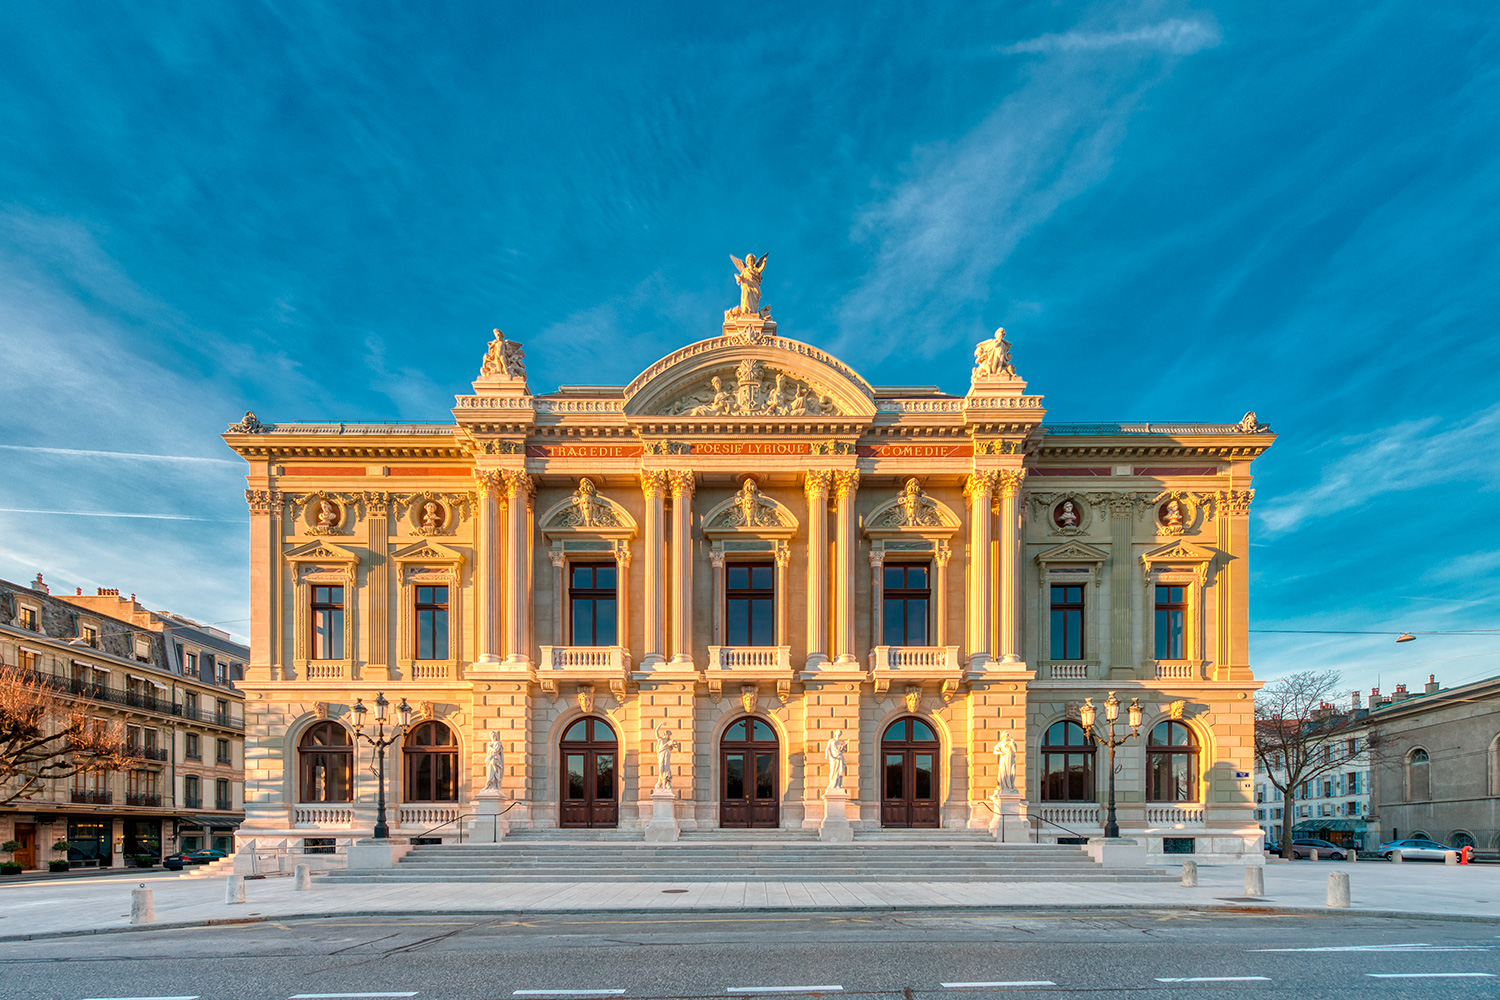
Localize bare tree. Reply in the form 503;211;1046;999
1253;669;1367;860
0;664;131;806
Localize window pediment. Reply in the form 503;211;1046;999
1036;540;1110;567
539;479;637;538
864;479;960;539
702;479;799;538
1141;539;1215;580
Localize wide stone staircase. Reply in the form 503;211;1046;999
323;828;1172;884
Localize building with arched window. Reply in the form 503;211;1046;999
224;266;1275;863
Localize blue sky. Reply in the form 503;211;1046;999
1;2;1496;692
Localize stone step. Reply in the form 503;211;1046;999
325;871;1175;883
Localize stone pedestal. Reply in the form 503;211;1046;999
1085;836;1148;868
644;788;680;842
347;837;412;870
819;788;853;843
988;791;1026;842
467;790;508;843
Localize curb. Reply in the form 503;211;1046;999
3;901;1498;943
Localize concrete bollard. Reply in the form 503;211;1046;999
1328;870;1351;908
1180;860;1198;887
130;887;154;924
1390;849;1403;863
225;874;246;904
1245;865;1265;896
1347;848;1358;862
1444;850;1458;865
294;864;312;891
1309;847;1319;861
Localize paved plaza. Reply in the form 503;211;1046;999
0;860;1494;941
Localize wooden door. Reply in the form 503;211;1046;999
559;717;618;828
13;823;35;870
720;717;780;828
880;717;940;828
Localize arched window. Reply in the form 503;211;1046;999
1406;747;1430;800
1041;721;1095;801
1450;831;1475;850
403;721;458;802
1147;721;1198;802
1488;736;1500;797
298;722;352;802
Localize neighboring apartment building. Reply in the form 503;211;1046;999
0;575;246;870
1367;673;1500;854
1254;694;1373;850
223;263;1276;863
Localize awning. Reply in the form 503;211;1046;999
183;815;243;829
1293;819;1365;832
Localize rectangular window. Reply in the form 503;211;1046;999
215;778;232;811
568;566;617;646
882;564;931;646
184;691;199;717
185;733;201;760
1154;585;1186;659
1049;584;1085;659
1323;778;1333;797
1347;770;1359;794
725;563;775;646
311;585;345;660
185;651;198;677
184;774;201;809
18;649;37;672
216;738;231;765
214;657;227;684
215;699;230;726
415;585;451;659
18;606;37;630
81;624;99;648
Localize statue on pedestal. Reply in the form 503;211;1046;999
971;328;1016;381
483;732;505;792
730;253;770;318
654;722;681;790
825;730;848;792
993;730;1018;795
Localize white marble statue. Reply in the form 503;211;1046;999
654;722;681;790
483;732;504;792
994;730;1018;795
421;501;442;532
825;730;848;791
971;328;1016;380
1164;499;1185;532
1058;500;1079;528
730;253;768;316
316;499;339;529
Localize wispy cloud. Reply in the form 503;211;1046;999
0;444;240;466
1002;19;1222;56
0;508;240;522
1259;404;1500;535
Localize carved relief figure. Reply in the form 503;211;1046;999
670;363;835;417
483;732;505;792
730;253;769;317
971;328;1016;380
722;478;779;528
653;721;681;790
1057;500;1079;529
420;501;443;533
1162;499;1185;533
229;411;266;433
480;329;527;379
825;730;848;791
994;730;1018;795
311;499;341;533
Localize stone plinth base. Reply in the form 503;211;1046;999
820;788;853;843
347;838;413;870
467;791;509;843
1086;837;1148;868
644;788;680;842
988;791;1026;841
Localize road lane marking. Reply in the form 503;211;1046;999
727;988;844;994
1372;972;1500;979
1256;944;1493;952
514;992;626;997
1156;977;1270;983
941;983;1057;989
79;996;201;1000
290;994;420;998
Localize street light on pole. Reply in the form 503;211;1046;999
1081;691;1143;840
351;692;413;840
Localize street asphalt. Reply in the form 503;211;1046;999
0;909;1496;1000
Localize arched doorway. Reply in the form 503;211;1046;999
559;716;618;828
720;716;779;828
881;716;940;828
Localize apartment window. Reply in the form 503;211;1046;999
882;564;931;646
216;699;229;725
1347;770;1359;794
415;585;451;659
216;738;231;765
18;649;37;672
1346;800;1359;816
135;637;151;663
127;769;159;806
1255;786;1265;803
1040;721;1095;801
185;733;201;760
568;566;616;646
214;657;227;684
725;563;775;646
80;623;99;648
17;605;38;630
1254;809;1264;821
1273;807;1282;820
1147;721;1199;802
1346;738;1360;755
1049;584;1084;659
1154;585;1186;659
311;585;345;659
215;778;232;811
1323;778;1333;797
185;651;198;677
184;691;199;717
184;775;201;809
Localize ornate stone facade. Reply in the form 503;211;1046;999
224;271;1275;862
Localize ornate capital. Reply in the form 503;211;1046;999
244;488;283;517
1216;488;1254;517
666;470;696;499
500;470;534;505
366;491;393;518
832;470;860;500
640;470;670;499
1105;493;1140;518
803;470;833;504
996;469;1027;499
963;470;1000;501
474;470;506;499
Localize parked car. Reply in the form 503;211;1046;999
162;848;228;871
1376;838;1454;861
1265;838;1349;860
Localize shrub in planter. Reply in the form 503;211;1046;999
48;860;70;872
133;855;156;868
0;864;21;876
53;840;70;853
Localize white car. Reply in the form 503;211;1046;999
1376;838;1453;861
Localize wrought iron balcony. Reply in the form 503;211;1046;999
70;789;111;804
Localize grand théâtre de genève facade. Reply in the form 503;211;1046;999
223;266;1274;863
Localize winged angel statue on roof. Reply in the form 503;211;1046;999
730;253;770;318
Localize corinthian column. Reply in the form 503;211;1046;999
474;471;504;665
832;470;859;664
963;471;997;669
803;471;832;668
640;471;668;669
667;471;695;664
997;469;1026;664
502;470;533;666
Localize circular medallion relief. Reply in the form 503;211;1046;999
1158;499;1187;532
1053;499;1083;530
415;499;447;533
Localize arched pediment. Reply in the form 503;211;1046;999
701;478;800;535
623;334;877;420
539;479;638;537
864;479;961;535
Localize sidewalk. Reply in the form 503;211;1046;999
0;862;1495;942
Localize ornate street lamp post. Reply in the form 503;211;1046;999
351;692;413;840
1080;691;1143;840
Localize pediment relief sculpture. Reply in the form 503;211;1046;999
709;478;788;529
665;358;838;417
1034;539;1110;567
557;478;621;528
871;479;943;528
